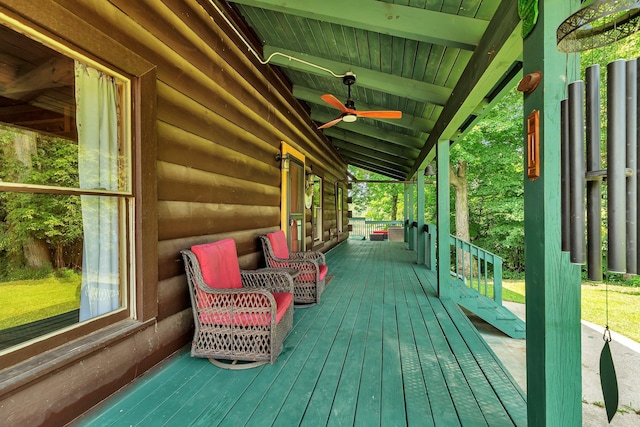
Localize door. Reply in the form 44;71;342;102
280;143;305;251
337;185;343;234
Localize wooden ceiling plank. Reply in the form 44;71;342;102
338;148;411;174
332;139;412;169
341;156;406;180
263;46;452;105
407;0;522;177
324;127;420;158
228;0;488;50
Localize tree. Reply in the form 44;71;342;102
450;160;470;275
349;166;405;220
451;88;525;272
0;127;82;273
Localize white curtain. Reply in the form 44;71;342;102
75;62;120;321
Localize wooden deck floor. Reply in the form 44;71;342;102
78;240;527;426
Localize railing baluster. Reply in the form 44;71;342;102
446;232;503;303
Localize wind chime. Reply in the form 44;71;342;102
556;0;640;423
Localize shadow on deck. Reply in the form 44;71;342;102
77;240;527;426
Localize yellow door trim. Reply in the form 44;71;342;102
280;142;305;244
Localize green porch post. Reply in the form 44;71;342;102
523;0;582;424
403;184;410;243
408;183;415;250
416;169;426;264
436;140;451;298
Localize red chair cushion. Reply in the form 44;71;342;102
191;239;242;290
319;264;328;280
267;230;290;259
199;292;293;326
298;264;328;283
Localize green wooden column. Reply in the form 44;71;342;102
416;169;426;264
436;140;451;298
407;182;415;250
403;184;410;243
523;0;582;424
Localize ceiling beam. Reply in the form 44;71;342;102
263;46;451;106
341;156;406;180
332;139;413;170
293;86;435;133
2;57;73;95
450;65;523;142
230;0;487;50
407;0;523;177
337;147;411;174
324;127;420;158
311;110;424;150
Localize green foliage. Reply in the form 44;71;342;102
0;127;82;270
349;166;405;220
451;88;525;272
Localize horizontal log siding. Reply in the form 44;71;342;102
2;311;192;427
0;0;347;424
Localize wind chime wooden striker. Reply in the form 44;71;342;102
557;0;640;281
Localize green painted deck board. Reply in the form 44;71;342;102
78;240;526;426
353;243;385;427
395;263;435;426
298;255;369;425
325;251;376;426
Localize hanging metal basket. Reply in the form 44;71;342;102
557;0;640;53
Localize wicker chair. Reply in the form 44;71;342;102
181;238;294;369
260;230;328;305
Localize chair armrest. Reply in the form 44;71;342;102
289;251;326;264
241;269;295;294
261;257;319;275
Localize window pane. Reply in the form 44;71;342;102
0;27;129;192
313;177;322;241
0;23;132;352
0;193;126;350
0;126;79;187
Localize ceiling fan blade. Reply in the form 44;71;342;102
321;94;349;113
318;115;344;130
355;110;403;119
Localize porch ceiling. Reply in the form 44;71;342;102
221;0;523;179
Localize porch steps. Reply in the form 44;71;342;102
451;278;526;339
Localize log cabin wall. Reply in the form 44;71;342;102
0;0;347;425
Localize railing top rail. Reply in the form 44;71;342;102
449;234;502;263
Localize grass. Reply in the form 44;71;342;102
0;273;81;329
501;279;640;343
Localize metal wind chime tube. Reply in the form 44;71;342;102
586;64;603;281
561;99;572;253
626;59;638;274
637;59;640;273
607;59;627;273
569;80;586;264
563;59;640;278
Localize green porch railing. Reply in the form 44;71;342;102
348;218;403;238
449;234;503;304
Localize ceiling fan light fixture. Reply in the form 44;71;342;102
342;113;357;123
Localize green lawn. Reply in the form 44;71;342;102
502;280;640;343
0;274;81;329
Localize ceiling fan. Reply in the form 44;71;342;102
317;72;402;129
